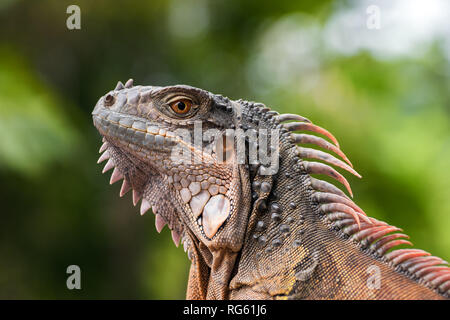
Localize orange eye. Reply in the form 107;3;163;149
170;99;192;115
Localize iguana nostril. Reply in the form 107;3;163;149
104;93;115;106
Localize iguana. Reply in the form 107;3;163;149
92;79;450;300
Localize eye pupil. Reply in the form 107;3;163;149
170;99;192;115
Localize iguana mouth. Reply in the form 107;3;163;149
93;112;177;153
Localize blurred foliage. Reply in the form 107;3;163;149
0;47;79;175
0;0;448;299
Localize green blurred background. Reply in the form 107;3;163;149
0;0;449;299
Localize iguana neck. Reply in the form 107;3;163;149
229;125;446;300
221;104;445;300
229;133;322;298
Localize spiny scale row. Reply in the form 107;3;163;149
326;210;450;296
277;112;450;296
276;113;362;224
276;114;360;198
313;192;370;229
114;79;134;91
97;140;182;248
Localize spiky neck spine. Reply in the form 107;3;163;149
229;111;321;298
227;102;449;299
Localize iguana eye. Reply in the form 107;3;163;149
170;99;192;115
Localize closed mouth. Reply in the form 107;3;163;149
93;110;177;152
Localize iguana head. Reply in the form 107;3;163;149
92;79;255;254
92;79;365;253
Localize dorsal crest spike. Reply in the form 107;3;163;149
293;133;353;167
284;122;340;147
297;147;361;178
276;113;311;123
303;161;353;197
125;78;134;88
115;81;125;90
288;115;450;296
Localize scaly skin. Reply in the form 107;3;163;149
92;79;450;299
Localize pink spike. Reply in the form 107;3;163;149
310;177;348;199
119;179;131;197
351;226;388;242
171;230;180;247
132;190;141;206
276;113;312;123
432;274;450;287
421;267;450;281
439;281;450;293
392;250;431;265
376;240;413;256
333;218;356;229
386;249;429;261
326;212;350;222
99;142;108;153
401;256;442;269
344;222;372;236
298;147;361;178
415;266;449;280
293;134;352;167
140;198;151;216
285;122;340;147
313;192;366;216
109;167;123;184
366;227;403;244
320;203;359;221
304;161;353;197
321;203;372;228
409;260;446;274
371;233;409;249
97;150;110;163
155;214;166;233
102;159;114;173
